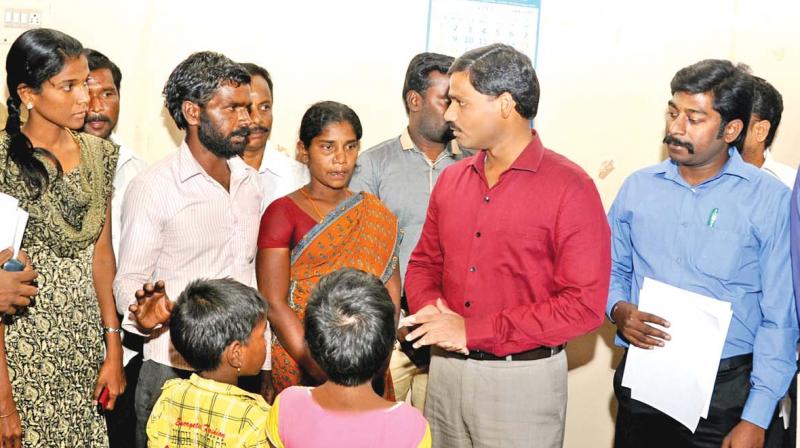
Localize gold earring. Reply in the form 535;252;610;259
26;102;33;110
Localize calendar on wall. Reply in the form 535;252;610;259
425;0;541;65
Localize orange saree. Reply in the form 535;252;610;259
271;192;401;399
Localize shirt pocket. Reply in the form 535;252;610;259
694;227;744;280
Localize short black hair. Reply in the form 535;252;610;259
750;76;783;148
304;268;395;387
670;59;753;150
163;51;250;130
449;43;539;119
170;278;267;372
402;52;454;113
299;101;362;148
84;48;122;91
240;62;274;97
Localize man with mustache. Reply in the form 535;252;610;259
608;60;796;448
81;48;148;448
239;63;308;215
403;44;610;447
349;52;470;411
113;52;264;448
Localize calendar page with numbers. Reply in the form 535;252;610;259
425;0;541;64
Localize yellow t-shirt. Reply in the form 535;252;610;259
147;374;270;447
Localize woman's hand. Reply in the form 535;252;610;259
93;355;126;411
0;394;22;448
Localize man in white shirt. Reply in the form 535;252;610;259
113;52;264;448
82;48;148;448
741;75;796;188
239;62;308;214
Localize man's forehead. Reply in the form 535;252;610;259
248;75;272;99
669;91;716;114
88;68;115;85
209;81;251;102
448;71;471;93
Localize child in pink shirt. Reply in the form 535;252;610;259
267;268;431;448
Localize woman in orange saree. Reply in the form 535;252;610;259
256;101;401;402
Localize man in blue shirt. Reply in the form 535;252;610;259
607;59;797;448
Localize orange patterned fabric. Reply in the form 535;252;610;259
272;192;401;400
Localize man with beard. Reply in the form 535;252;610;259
403;44;610;447
239;63;308;214
113;52;264;448
81;48;148;448
349;52;467;411
608;60;796;448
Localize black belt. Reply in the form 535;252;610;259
464;345;564;361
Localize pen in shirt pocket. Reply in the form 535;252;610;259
707;207;719;228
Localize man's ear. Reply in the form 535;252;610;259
498;92;516;119
183;101;201;127
406;90;422;113
722;118;744;144
752;119;771;144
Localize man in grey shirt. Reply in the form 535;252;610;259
349;52;471;410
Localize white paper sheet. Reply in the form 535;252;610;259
621;278;732;432
0;192;27;258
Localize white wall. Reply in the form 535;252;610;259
1;1;798;446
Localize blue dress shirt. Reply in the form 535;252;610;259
606;148;797;429
791;170;800;325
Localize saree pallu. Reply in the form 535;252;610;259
272;192;401;399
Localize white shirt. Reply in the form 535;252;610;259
258;141;309;214
110;134;148;261
762;149;797;189
114;142;267;370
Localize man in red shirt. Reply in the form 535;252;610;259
403;43;611;447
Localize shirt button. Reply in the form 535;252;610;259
681;222;688;228
469;266;477;272
465;301;471;308
475;231;481;237
484;196;490;202
676;258;682;264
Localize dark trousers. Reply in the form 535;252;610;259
614;351;786;448
104;353;143;448
134;360;192;448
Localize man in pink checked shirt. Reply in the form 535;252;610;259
112;51;265;448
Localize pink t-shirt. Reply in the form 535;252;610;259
267;386;431;448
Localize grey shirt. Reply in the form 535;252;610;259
349;128;472;287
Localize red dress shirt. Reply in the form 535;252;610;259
405;131;611;356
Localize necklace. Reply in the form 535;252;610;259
300;187;325;223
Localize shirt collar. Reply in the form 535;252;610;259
177;141;254;183
258;144;290;177
647;147;752;183
400;127;462;155
110;133;139;166
187;374;262;400
469;129;545;174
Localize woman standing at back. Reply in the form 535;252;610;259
0;28;124;446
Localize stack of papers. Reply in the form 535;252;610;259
621;277;733;432
0;192;28;257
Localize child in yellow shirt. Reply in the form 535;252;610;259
146;278;270;447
